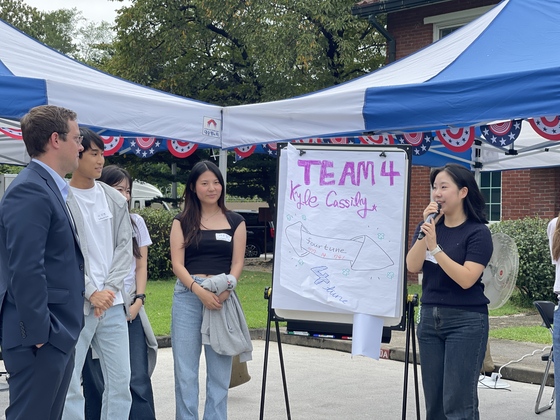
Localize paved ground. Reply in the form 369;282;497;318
0;257;555;418
0;338;555;419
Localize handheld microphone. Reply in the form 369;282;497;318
418;203;441;240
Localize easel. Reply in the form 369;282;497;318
260;288;421;419
402;293;421;420
260;286;291;420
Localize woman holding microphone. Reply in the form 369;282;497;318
406;163;493;420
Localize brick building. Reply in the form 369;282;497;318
353;0;560;283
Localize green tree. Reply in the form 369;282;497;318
106;0;385;105
0;0;82;55
226;153;277;214
78;20;115;66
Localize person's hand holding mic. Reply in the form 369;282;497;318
418;202;441;240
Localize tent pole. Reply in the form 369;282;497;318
219;149;227;193
473;139;482;186
171;163;177;208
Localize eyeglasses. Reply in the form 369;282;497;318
57;132;83;145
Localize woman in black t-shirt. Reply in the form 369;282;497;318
169;160;246;420
406;163;492;420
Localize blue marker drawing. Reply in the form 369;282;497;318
311;266;330;286
302;215;307;220
342;269;350;276
298;259;304;266
287;214;292;221
377;233;385;240
387;272;395;279
311;266;348;304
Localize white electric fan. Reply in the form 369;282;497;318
478;233;519;389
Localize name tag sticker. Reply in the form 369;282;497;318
95;209;113;223
216;233;232;242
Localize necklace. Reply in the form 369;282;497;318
201;209;221;222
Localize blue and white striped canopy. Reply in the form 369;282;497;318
0;19;222;148
222;0;560;171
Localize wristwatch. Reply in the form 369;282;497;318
429;245;443;256
134;294;146;305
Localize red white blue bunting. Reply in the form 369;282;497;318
358;134;395;144
167;139;198;158
292;138;323;144
480;120;522;146
262;142;278;157
435;128;474;152
101;136;124;156
322;137;351;144
235;145;257;158
529;116;560;141
395;132;432;156
0;127;22;139
130;137;159;158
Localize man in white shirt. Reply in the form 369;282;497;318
62;128;133;420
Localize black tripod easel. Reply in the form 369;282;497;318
260;287;291;420
402;293;421;420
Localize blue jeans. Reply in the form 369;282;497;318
417;305;488;420
553;302;560;420
62;305;131;420
172;278;232;420
83;316;156;420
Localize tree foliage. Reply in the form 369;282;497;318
0;0;114;65
226;153;277;213
489;217;556;307
0;0;81;55
106;0;386;105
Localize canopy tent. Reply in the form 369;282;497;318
0;18;222;155
221;0;560;171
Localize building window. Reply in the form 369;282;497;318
424;5;497;42
439;26;461;38
480;172;501;222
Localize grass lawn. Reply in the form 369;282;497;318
489;326;552;344
145;274;541;343
145;270;273;337
406;284;536;317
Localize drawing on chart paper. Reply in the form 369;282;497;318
285;221;394;271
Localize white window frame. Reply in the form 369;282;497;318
424;5;497;42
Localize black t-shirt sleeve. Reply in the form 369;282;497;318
225;211;245;232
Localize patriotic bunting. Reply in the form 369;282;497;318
358;134;395;144
130;137;159;158
101;136;124;156
395;132;432;156
480;120;522;146
235;145;257;158
262;142;278;157
322;137;351;144
292;138;323;144
0;127;23;139
167;139;198;158
435;127;474;152
529;116;560;141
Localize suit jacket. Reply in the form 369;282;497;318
66;181;133;316
0;161;85;354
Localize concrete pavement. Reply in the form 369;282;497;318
0;320;555;419
1;337;554;419
143;340;557;419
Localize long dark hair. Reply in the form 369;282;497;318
429;163;488;224
552;213;560;261
178;160;228;248
98;165;142;259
